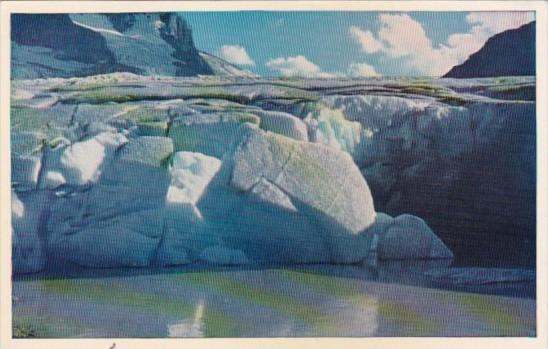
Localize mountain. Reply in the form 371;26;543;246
443;21;535;78
11;13;250;79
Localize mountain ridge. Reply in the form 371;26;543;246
11;13;251;79
443;21;535;78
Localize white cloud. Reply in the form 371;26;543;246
266;55;335;78
349;12;535;76
218;45;255;66
348;62;379;77
377;14;433;59
466;12;535;34
349;26;384;54
444;12;536;63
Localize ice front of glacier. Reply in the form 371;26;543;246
11;74;536;273
12;122;385;271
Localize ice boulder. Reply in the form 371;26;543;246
364;212;395;252
12;154;42;190
12;190;49;273
39;132;128;188
166;151;222;212
376;214;454;260
198;246;250;265
80;136;174;217
46;137;173;267
117;135;172;167
109;104;171;137
11;132;43;190
156;151;222;266
249;178;298;212
155;210;213;266
168;112;259;158
73;137;171;209
230;127;375;234
252;110;309;141
196;126;376;264
154;242;191;266
49;209;164;268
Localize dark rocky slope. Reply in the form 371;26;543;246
444;21;535;78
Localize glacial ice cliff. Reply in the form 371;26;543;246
11;74;535;272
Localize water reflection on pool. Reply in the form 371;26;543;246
12;260;535;338
168;299;205;337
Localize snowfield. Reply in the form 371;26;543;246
11;74;535;273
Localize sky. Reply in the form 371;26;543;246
182;11;535;77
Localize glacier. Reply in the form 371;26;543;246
10;74;536;273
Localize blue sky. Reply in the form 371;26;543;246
182;11;534;77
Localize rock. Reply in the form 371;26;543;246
155;13;213;76
377;214;454;260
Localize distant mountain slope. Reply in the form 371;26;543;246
443;21;535;78
199;51;258;78
11;13;251;79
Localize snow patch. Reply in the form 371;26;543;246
72;19;126;37
11;192;25;219
12;89;35;100
40;132;127;187
43;171;67;189
166;152;222;217
60;137;106;184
